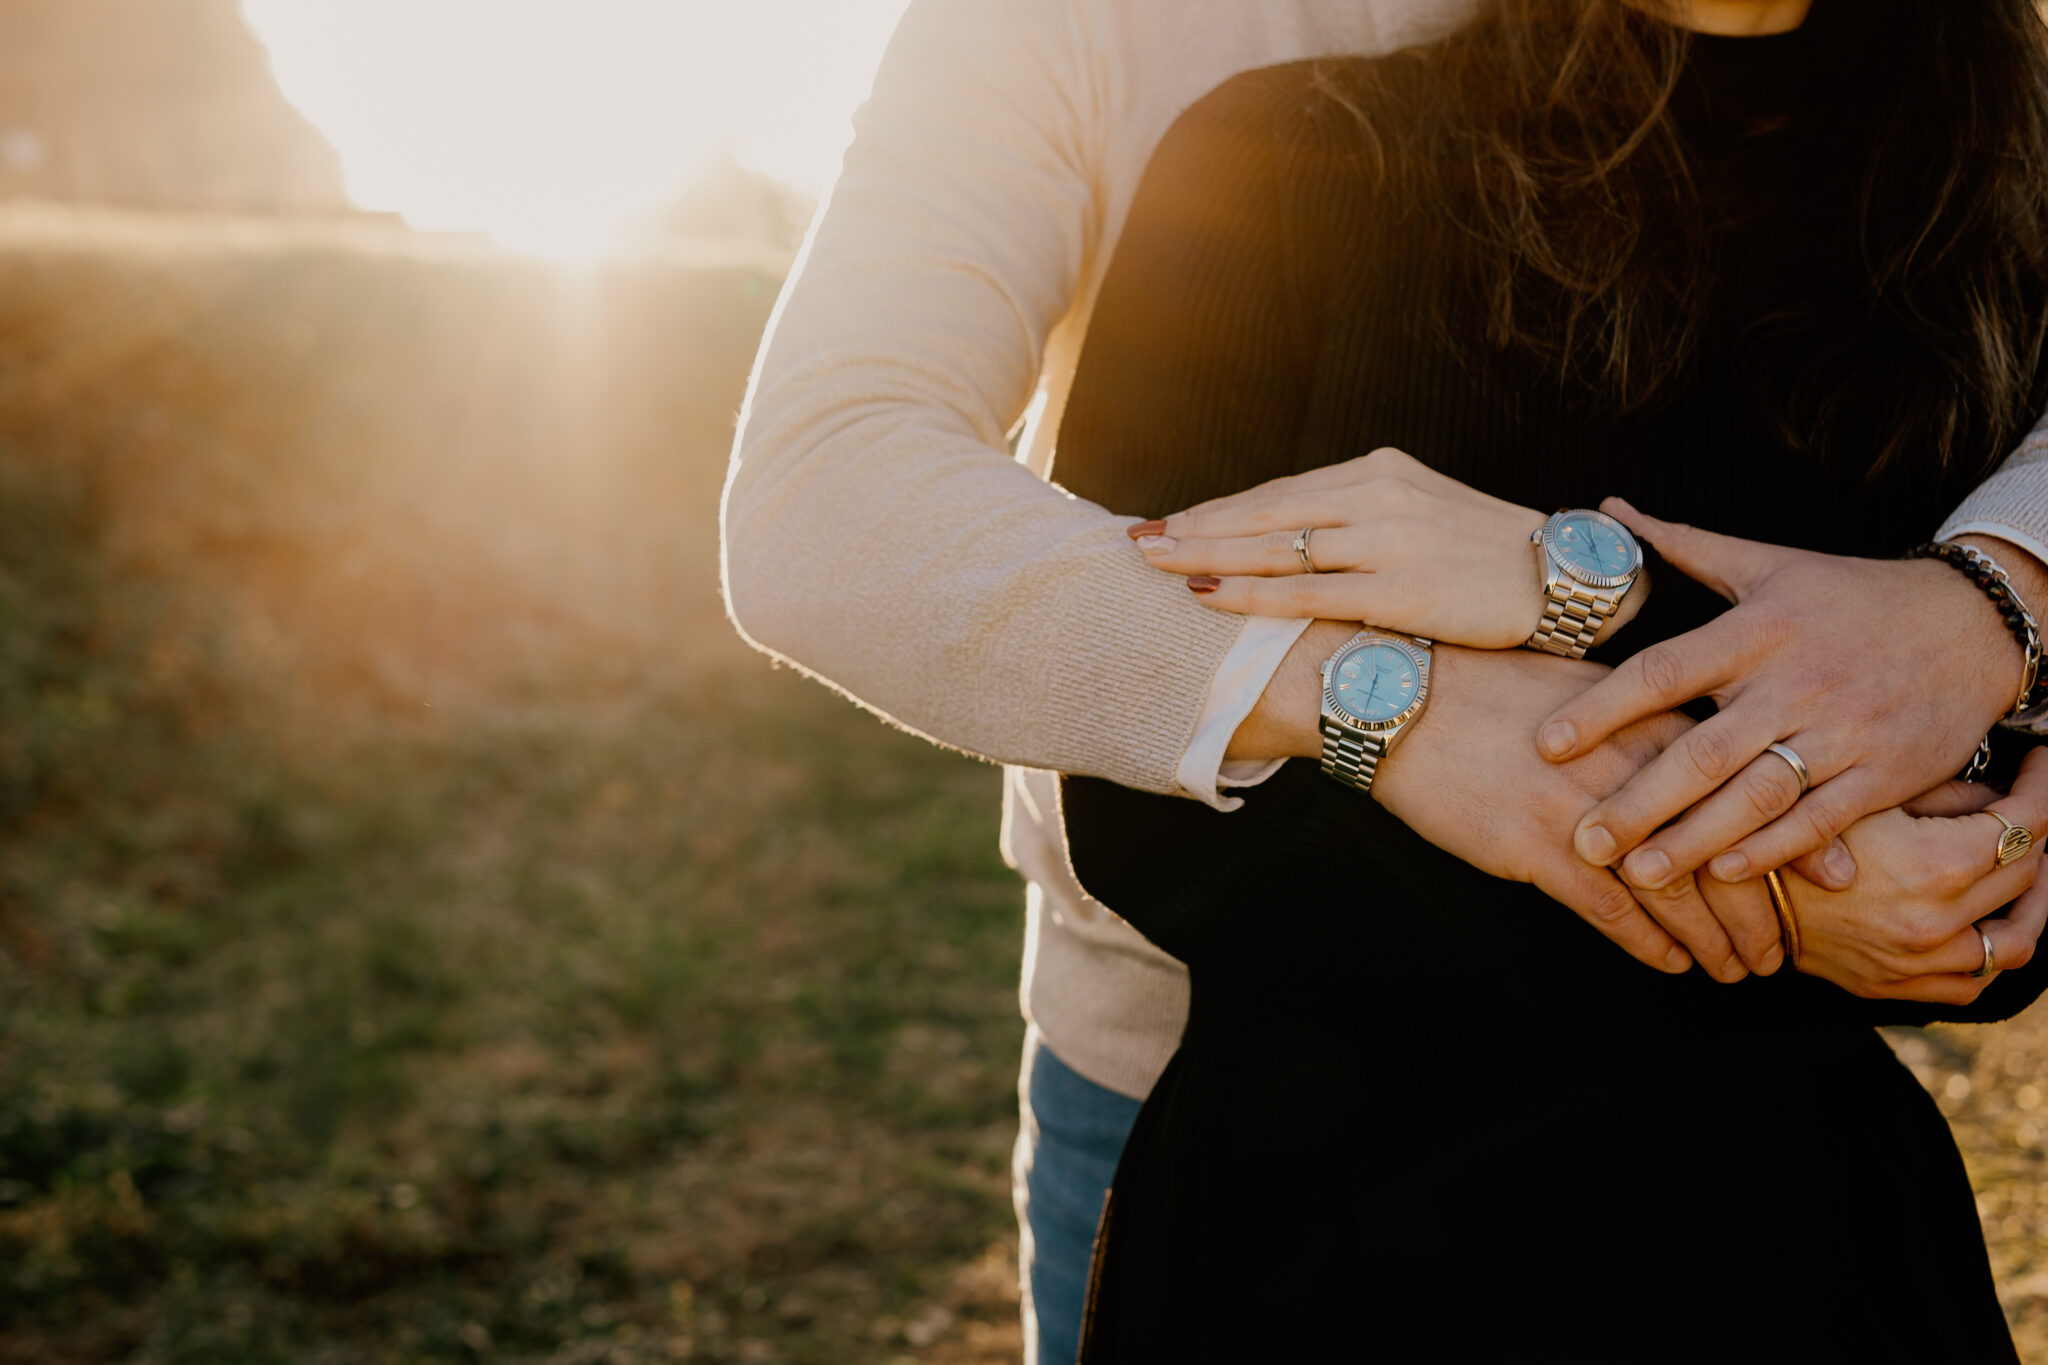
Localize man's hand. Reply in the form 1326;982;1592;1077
1538;500;2036;906
1233;627;1770;979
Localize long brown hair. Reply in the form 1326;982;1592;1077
1333;0;2048;477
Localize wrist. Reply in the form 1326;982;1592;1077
1941;536;2048;725
1227;618;1363;762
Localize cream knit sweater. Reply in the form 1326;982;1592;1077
723;0;2048;1099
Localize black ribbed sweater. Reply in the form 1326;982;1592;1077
1050;24;2045;1365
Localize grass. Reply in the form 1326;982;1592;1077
0;210;1024;1364
0;205;2041;1363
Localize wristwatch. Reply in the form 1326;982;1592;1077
1526;507;1644;658
1318;629;1433;796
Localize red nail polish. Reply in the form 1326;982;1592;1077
1129;520;1167;539
1187;576;1220;594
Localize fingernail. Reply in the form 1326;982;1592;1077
1128;520;1167;539
1136;534;1178;553
1625;849;1673;889
1709;852;1748;882
1759;942;1785;976
1663;944;1693;974
1716;957;1749;985
1576;824;1617;865
1539;721;1577;758
1823;841;1856;884
1187;576;1220;595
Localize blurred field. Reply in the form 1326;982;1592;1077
0;205;2044;1365
0;207;1024;1365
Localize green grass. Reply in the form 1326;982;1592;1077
0;669;1023;1365
0;213;1025;1364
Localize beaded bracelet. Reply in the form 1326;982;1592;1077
1909;540;2046;720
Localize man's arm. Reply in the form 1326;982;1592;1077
722;0;1246;795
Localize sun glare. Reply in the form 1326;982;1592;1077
241;0;911;259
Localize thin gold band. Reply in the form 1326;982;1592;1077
1763;868;1802;968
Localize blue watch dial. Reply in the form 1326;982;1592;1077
1333;643;1420;723
1554;511;1637;578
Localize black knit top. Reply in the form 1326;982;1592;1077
1051;19;2045;1364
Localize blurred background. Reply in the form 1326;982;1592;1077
0;2;2042;1363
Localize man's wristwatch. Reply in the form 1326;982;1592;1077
1318;629;1433;796
1526;508;1644;658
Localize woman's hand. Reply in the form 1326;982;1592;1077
1780;751;2048;1004
1129;448;1610;648
1539;500;2037;899
1371;645;1775;980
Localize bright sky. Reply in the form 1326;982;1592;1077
241;0;912;257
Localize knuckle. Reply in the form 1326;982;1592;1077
1897;912;1951;956
1742;765;1800;821
1635;644;1688;702
2007;936;2037;971
1787;800;1842;851
1590;886;1642;930
1683;726;1735;783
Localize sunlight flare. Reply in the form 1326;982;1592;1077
241;0;910;257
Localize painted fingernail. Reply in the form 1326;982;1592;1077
1625;849;1673;889
1540;721;1577;758
1709;852;1748;882
1823;841;1856;884
1187;576;1220;595
1760;942;1785;976
1664;944;1693;974
1128;520;1167;539
1576;824;1617;865
1136;535;1177;553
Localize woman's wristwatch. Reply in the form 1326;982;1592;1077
1318;629;1433;796
1526;508;1645;658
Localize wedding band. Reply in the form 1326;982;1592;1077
1294;526;1317;574
1987;810;2035;869
1765;742;1811;796
1763;868;1802;967
1971;927;1997;980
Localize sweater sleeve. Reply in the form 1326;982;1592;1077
1936;403;2048;565
720;0;1249;796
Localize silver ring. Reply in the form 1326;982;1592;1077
1765;742;1811;796
1971;927;1997;980
1293;526;1317;574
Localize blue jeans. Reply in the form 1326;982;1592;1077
1014;1028;1144;1365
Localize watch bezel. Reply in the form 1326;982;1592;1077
1541;508;1643;591
1322;632;1431;734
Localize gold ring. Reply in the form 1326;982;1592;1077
1987;810;2035;869
1294;526;1317;574
1971;926;1997;980
1763;868;1802;967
